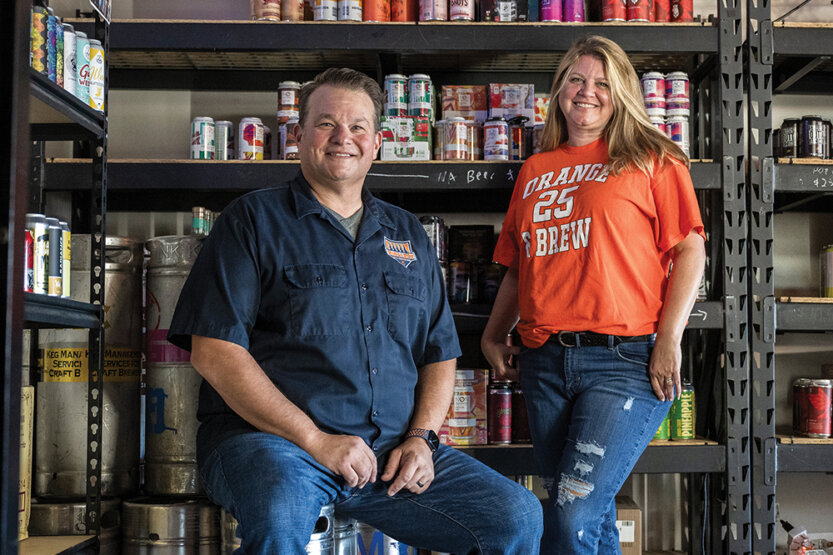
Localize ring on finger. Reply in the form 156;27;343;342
416;480;425;488
664;377;673;384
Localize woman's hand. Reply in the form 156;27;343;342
481;338;520;381
648;335;681;401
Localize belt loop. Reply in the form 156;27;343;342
607;335;615;349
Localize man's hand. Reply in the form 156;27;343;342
305;432;378;488
381;437;435;496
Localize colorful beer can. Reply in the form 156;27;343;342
649;116;666;134
23;229;34;293
27;213;49;295
239;117;265;160
283;0;305;20
670;382;695;440
214;120;234;161
540;0;563;21
278;80;301;124
46;8;57;82
75;31;90;105
390;0;417;20
420;0;448;21
488;381;513;445
339;0;364;20
671;0;692;20
563;0;585;21
641;72;665;100
653;412;671;440
88;39;105;112
799;115;825;159
280;118;300;160
251;0;281;20
601;0;626;20
190;117;216;160
46;217;63;297
806;379;832;438
31;6;48;75
509;116;529;161
314;0;338;20
55;18;64;88
820;244;833;297
511;384;531;443
627;0;650;20
665;71;689;100
443;118;469;160
644;101;666;118
407;74;434;121
484;117;509;160
666;116;690;157
384;74;408;117
449;0;475;20
62;24;76;95
363;0;391;20
654;0;670;21
60;221;71;298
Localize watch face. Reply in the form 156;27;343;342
427;430;440;451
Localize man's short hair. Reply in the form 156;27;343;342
298;68;384;132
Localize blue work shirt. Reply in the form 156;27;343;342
167;172;461;465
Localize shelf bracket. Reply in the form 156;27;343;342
762;157;774;204
764;437;776;486
762;296;775;343
758;20;773;65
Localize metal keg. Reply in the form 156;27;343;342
144;236;203;495
334;514;358;555
36;235;142;497
122;497;220;554
29;498;121;555
220;504;336;554
357;523;417;554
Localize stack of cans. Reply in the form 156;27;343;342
191;207;216;236
24;214;70;298
641;70;690;157
277;81;302;160
774;116;831;159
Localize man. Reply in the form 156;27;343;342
168;67;542;554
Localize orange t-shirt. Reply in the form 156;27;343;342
493;138;705;348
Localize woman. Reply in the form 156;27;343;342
481;36;706;554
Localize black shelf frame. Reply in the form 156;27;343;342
776;443;833;472
29;70;105;138
23;294;102;329
774;301;833;332
771;23;833;94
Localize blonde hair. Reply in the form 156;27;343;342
539;35;689;175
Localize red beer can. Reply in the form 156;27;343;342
602;0;626;20
488;381;513;444
23;229;34;293
363;0;391;20
806;379;832;438
671;0;692;21
654;0;670;21
626;0;650;21
391;0;417;20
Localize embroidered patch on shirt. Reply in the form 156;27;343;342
384;237;417;268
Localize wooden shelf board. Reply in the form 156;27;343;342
777;434;833;445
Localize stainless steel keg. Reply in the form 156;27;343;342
29;498;121;555
144;236;203;495
220;504;336;554
36;235;142;497
121;497;220;554
357;523;417;555
334;514;358;555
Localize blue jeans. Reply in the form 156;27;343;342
199;432;543;554
517;337;671;555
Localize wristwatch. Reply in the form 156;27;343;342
406;428;439;453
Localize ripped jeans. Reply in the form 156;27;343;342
518;335;671;554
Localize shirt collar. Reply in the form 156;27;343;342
289;171;396;231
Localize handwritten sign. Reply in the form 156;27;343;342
811;166;833;189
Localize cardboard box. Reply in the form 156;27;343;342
380;116;431;161
488;83;535;122
615;496;643;555
439;369;488;446
534;93;550;125
441;86;489;122
19;386;34;542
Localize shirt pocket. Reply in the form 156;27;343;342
284;264;350;336
383;271;427;344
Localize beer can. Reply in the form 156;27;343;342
420;215;448;262
46;8;57;83
443;118;469;161
192;206;207;236
644;101;666;118
821;119;831;159
649;116;666;134
665;71;689;100
420;0;448;21
46;217;63;297
433;120;445;160
563;0;584;21
278;81;301;124
772;128;781;158
511;384;531;443
23;229;34;293
494;0;518;20
666;116;690;157
280;118;300;160
488;381;512;445
251;0;281;20
601;0;625;20
654;0;670;21
283;0;305;20
60;221;71;298
384;74;408;117
314;0;338;20
671;0;692;21
627;0;650;20
27;214;49;295
74;31;90;105
263;125;273;160
653;412;671;440
239;118;265;160
484;117;509;160
190;117;216;160
448;260;471;303
407;74;434;121
88;39;105;112
467;121;482;160
780;118;799;157
540;0;563;21
806;379;832;438
641;72;665;101
793;378;811;435
799;115;825;159
820;244;833;297
449;0;474;20
363;0;391;21
214;121;234;161
31;6;48;75
666;102;690;118
62;24;76;95
339;0;364;20
55;18;64;88
509;116;529;161
670;381;695;440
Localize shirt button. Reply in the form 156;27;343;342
372;410;379;417
361;283;368;291
372;446;379;452
409;288;414;294
316;276;323;284
371;368;378;375
365;325;373;332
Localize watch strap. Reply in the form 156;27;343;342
406;428;437;452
